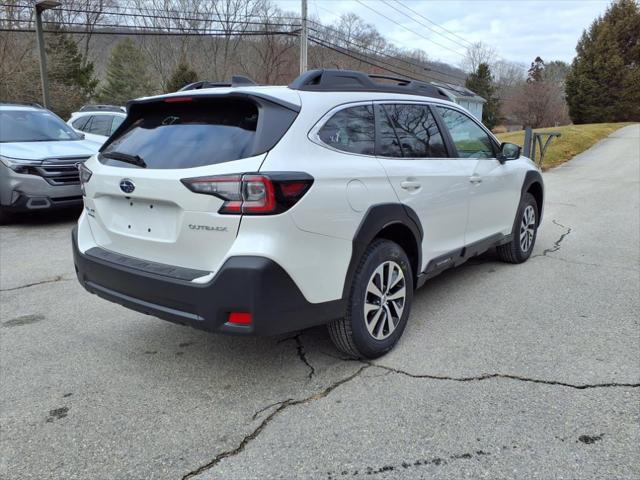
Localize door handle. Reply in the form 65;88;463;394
469;175;482;184
400;181;421;191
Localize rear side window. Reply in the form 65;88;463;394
86;115;113;136
72;116;90;130
102;98;262;169
377;104;447;158
110;116;124;134
436;107;495;158
318;105;375;155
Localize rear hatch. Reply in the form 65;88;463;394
82;92;299;274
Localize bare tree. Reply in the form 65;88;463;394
244;2;296;83
461;41;497;73
510;81;568;128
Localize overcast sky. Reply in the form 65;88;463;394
276;0;611;68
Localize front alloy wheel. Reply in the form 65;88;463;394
497;192;539;263
519;205;536;253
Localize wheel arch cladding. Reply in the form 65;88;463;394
343;204;423;296
522;171;544;222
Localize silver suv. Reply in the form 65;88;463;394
0;103;101;224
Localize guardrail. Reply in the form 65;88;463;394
523;127;561;167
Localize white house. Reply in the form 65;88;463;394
431;81;486;120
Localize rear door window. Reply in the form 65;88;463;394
86;115;113;136
72;116;90;131
377;104;447;158
318;105;375;155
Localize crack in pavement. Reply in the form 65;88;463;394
0;275;72;292
251;399;293;421
278;333;316;379
322;353;640;389
181;356;637;479
368;363;640;390
181;366;370;480
534;219;572;257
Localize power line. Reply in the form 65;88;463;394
1;2;295;21
3;5;300;28
308;23;465;83
353;0;466;58
309;35;426;82
308;0;465;82
1;3;301;26
1;26;297;37
379;0;469;51
390;0;474;47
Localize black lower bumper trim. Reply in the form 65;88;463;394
3;193;82;212
72;228;345;336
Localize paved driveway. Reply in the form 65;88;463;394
1;125;638;480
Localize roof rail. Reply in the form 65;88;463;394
0;101;43;108
79;104;125;113
178;75;258;91
288;69;450;100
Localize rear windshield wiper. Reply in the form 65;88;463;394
101;151;147;168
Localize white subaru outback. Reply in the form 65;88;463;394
73;69;543;358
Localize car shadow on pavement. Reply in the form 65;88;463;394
113;248;503;374
3;207;82;227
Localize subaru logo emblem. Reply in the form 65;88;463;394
119;179;135;194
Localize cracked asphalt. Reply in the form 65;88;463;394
1;124;639;479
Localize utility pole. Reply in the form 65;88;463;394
299;0;308;74
34;0;61;109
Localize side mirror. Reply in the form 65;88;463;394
497;142;521;163
76;132;86;140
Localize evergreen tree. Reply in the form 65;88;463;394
45;31;97;118
99;39;154;105
527;56;545;83
565;0;640;123
544;60;570;84
166;61;199;92
465;62;501;130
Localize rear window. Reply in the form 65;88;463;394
101;98;261;169
318;105;375;155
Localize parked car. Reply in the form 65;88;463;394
72;69;544;358
67;105;126;144
0;103;101;224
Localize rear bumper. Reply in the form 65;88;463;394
72;228;345;336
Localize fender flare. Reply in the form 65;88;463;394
521;170;544;221
342;203;423;298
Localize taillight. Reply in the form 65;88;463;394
181;173;313;215
78;163;92;196
164;96;193;103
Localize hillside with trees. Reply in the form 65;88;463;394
1;0;637;130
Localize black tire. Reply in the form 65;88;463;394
328;239;414;359
0;208;12;226
496;192;539;264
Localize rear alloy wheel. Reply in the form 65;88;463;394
496;192;539;264
328;239;413;359
364;261;406;340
